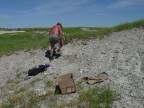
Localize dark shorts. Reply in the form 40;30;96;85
49;36;60;44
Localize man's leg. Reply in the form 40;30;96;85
49;37;55;57
48;42;52;51
57;37;64;52
50;42;55;57
48;37;52;51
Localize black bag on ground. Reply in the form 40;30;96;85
28;64;50;76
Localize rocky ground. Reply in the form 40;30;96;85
0;28;144;108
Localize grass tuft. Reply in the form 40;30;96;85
78;87;116;108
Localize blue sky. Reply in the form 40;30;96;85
0;0;144;28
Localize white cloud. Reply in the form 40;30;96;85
21;0;90;16
109;0;144;8
0;0;104;20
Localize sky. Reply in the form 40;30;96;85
0;0;144;28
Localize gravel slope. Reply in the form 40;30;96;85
0;28;144;108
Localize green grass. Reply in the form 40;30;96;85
0;86;116;108
46;80;53;87
78;87;116;108
112;19;144;32
1;74;117;107
0;32;48;55
0;19;144;55
64;19;144;42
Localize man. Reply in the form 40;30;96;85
48;22;64;59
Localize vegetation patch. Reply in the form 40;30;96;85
0;32;47;56
0;19;144;55
46;80;53;87
78;87;117;108
0;85;117;108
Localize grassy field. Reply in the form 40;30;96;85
0;19;144;56
0;32;48;55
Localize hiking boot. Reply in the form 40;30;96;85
55;53;61;59
45;50;51;58
52;49;61;59
57;49;62;54
49;56;54;61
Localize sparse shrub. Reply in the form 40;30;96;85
1;100;14;108
6;79;20;85
46;80;53;87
